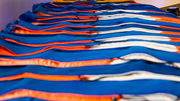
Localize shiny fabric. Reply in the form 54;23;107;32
1;1;180;101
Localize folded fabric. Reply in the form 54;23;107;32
19;12;180;25
8;23;180;34
1;79;180;96
1;52;180;68
32;3;166;15
1;70;180;82
0;89;177;101
1;1;180;100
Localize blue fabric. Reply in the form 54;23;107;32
16;17;180;29
6;98;45;101
0;61;180;77
18;13;180;27
1;37;180;63
0;79;180;96
17;11;176;23
19;10;177;24
7;21;180;32
1;1;180;100
12;19;180;32
32;3;166;13
30;6;175;17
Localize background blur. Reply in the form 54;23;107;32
0;0;179;30
0;0;51;30
136;0;180;8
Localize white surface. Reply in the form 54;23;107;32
135;0;180;8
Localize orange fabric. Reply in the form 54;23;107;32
11;24;96;31
48;2;66;7
38;24;96;31
0;45;90;56
175;46;180;53
48;10;97;14
159;25;180;30
72;1;90;4
152;16;180;21
49;2;94;7
0;89;120;101
152;16;180;24
11;24;97;35
47;10;165;15
13;29;95;35
0;72;80;81
0;58;111;68
0;46;17;56
10;25;96;35
156;19;180;24
31;19;97;25
73;4;94;7
35;12;53;16
36;16;78;21
3;37;92;47
36;15;98;21
53;0;135;3
95;0;135;3
80;75;92;81
147;11;166;14
10;25;31;31
170;37;180;42
161;31;180;35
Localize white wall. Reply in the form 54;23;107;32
0;0;15;30
0;0;51;30
0;0;180;30
135;0;180;8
